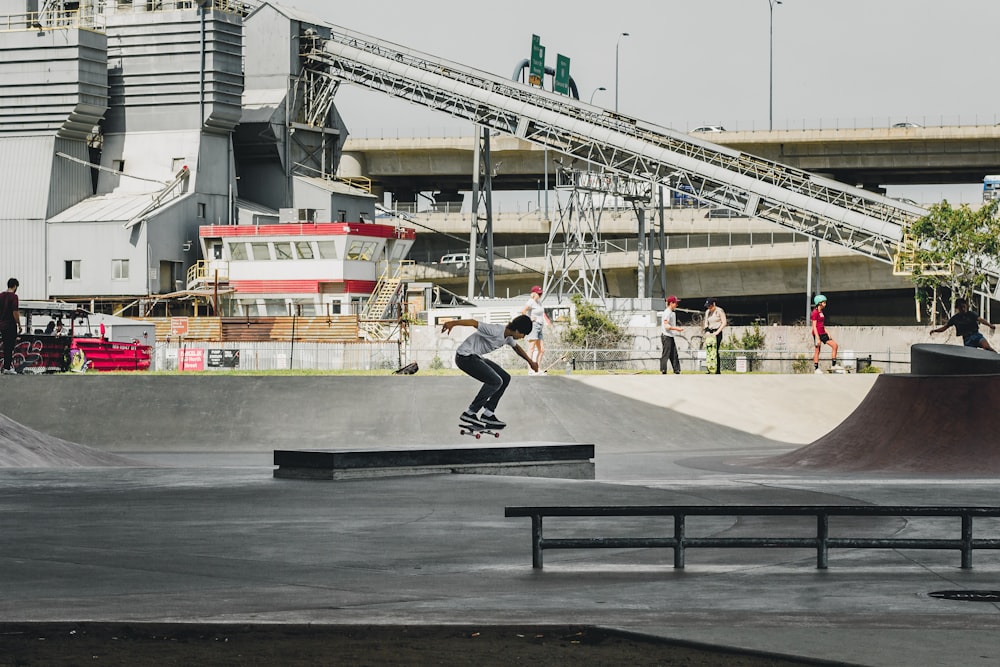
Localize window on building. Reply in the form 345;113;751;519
228;242;247;260
250;242;270;260
197;202;206;219
171;157;187;172
112;259;129;280
238;301;260;316
297;208;316;222
316;240;337;259
274;242;293;260
264;299;287;315
295;241;314;259
212;244;223;260
346;240;377;261
294;301;317;316
337;210;348;222
112;160;125;173
65;260;81;280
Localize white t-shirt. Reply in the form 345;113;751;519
524;297;545;324
456;322;517;356
661;308;677;338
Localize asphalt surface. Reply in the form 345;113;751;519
2;373;1000;666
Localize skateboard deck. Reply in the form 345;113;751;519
704;334;718;374
538;353;568;374
459;423;502;439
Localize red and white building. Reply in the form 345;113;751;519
191;221;416;316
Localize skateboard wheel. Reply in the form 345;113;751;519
475;432;481;439
493;432;500;438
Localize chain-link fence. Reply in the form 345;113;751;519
152;341;403;372
151;341;907;374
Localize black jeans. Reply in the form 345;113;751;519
711;331;723;374
455;354;510;413
660;335;680;374
0;324;16;371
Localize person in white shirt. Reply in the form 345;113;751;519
520;285;546;373
703;297;727;375
660;295;683;374
442;315;537;429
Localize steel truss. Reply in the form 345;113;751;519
301;24;1000;299
543;169;609;304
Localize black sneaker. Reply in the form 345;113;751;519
460;411;482;426
480;414;506;429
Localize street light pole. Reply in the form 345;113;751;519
615;32;629;113
589;86;607;105
768;0;782;131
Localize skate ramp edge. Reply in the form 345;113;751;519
0;413;147;468
761;373;1000;474
273;443;595;480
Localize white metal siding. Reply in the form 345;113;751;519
0;220;47;300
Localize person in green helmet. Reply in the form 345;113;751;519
810;294;841;373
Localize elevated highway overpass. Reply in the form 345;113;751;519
342;124;1000;196
404;210;913;320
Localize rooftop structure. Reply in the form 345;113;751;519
0;0;414;322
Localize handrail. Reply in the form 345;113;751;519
504;505;1000;570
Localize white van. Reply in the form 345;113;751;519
439;253;470;265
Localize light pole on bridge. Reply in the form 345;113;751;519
589;86;607;105
615;32;629;113
768;0;782;131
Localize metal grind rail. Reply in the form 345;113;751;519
504;505;1000;569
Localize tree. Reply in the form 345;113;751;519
904;199;1000;319
561;294;630;349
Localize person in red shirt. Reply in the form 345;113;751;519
0;278;21;375
811;294;840;373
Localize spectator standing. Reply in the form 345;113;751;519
703;298;727;375
660;296;683;374
0;278;21;375
811;294;842;373
521;285;546;374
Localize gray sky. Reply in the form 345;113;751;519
286;0;1000;202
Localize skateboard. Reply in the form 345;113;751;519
459;423;502;439
393;362;418;375
704;333;718;374
536;353;568;374
826;367;850;374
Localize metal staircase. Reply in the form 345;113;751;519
359;260;412;340
299;24;1000;299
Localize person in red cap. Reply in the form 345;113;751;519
660;296;683;374
521;285;547;374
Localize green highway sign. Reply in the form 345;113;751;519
554;54;571;95
529;34;545;87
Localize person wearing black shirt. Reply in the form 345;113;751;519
930;298;997;352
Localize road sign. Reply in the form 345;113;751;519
554;54;571;95
529;34;545;87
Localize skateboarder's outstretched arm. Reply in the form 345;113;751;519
441;318;478;334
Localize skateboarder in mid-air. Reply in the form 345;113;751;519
441;315;537;429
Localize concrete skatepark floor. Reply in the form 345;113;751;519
2;373;1000;667
0;623;836;666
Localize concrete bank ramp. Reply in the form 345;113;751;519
0;413;145;468
765;373;1000;474
0;375;871;458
